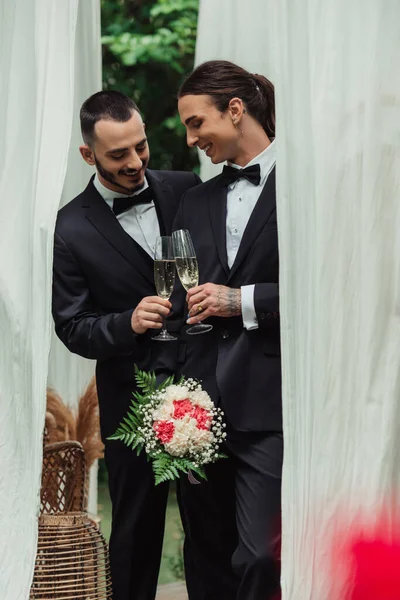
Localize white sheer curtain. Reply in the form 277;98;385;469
196;1;400;597
276;3;400;597
0;1;100;598
47;0;101;516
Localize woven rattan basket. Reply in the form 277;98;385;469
31;442;112;599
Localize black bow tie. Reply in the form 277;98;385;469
112;186;153;216
221;164;261;187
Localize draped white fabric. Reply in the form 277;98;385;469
276;3;400;597
47;0;101;516
196;1;400;597
47;0;100;410
0;1;100;597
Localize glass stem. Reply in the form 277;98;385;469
161;315;167;335
186;301;190;325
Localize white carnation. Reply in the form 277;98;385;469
164;416;198;457
164;384;190;402
188;389;213;410
152;397;175;421
191;428;214;449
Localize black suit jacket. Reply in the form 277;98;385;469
171;167;281;432
52;169;201;440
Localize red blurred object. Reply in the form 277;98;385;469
350;538;400;599
329;511;400;600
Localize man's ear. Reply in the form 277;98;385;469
79;144;96;166
228;97;245;123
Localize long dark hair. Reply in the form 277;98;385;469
178;60;275;138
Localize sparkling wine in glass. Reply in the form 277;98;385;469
152;236;177;341
172;229;213;335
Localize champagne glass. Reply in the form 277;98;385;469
152;236;177;341
172;229;213;335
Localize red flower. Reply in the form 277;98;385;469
172;399;211;430
153;420;175;444
192;406;211;430
173;399;193;419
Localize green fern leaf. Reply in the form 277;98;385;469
158;374;175;390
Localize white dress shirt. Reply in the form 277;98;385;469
93;175;160;257
226;140;276;330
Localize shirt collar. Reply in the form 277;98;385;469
93;173;150;203
227;140;276;187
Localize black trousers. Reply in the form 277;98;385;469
104;443;169;600
179;429;283;600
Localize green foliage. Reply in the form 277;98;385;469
101;0;200;172
153;454;206;485
167;518;185;581
133;363;158;395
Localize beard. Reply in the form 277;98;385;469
94;155;148;194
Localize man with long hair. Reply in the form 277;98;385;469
173;60;282;600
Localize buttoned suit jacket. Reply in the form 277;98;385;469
171;167;281;432
52;169;201;440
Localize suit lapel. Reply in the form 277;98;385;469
208;180;229;278
146;170;175;236
81;178;154;284
228;167;276;282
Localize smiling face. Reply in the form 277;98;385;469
79;110;150;194
178;94;242;165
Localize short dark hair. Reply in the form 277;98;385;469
178;60;275;138
80;90;140;146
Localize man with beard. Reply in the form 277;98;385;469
52;90;200;600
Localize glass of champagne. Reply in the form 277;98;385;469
172;229;213;335
152;236;177;341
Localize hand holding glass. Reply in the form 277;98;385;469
152;236;177;341
172;229;213;335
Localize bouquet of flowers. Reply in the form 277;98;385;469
108;366;227;485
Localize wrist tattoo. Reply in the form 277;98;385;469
227;289;241;316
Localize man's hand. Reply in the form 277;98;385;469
131;296;171;334
187;283;241;324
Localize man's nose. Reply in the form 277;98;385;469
126;152;143;171
186;132;199;148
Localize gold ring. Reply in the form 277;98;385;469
197;304;203;313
